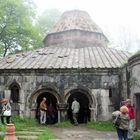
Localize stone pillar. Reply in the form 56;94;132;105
30;109;36;118
90;107;96;121
19;90;25;117
56;103;69;122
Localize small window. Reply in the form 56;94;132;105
10;85;19;103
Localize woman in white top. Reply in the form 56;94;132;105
1;98;11;124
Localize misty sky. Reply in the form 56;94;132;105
33;0;140;52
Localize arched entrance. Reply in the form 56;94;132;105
67;89;92;123
36;92;58;124
29;87;61;124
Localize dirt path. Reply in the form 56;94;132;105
48;124;117;140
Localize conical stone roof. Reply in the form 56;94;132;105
51;10;103;33
44;10;108;47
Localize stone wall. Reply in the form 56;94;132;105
44;30;107;48
0;69;120;121
128;54;140;96
120;65;129;101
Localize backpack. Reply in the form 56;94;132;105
112;114;121;127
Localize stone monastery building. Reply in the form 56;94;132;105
0;10;139;127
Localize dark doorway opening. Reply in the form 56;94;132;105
136;94;140;130
36;92;58;124
67;90;90;124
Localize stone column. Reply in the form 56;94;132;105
90;107;96;121
56;103;69;123
18;90;25;117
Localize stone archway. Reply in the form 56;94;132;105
37;92;58;124
29;88;61;124
65;88;95;123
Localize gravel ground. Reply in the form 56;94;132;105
48;124;118;140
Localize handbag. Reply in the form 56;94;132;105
112;115;121;127
3;110;11;116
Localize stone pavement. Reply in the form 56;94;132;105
48;124;118;140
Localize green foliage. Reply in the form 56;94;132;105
0;0;42;57
135;50;140;54
54;121;72;128
134;132;140;140
12;115;38;131
123;60;128;65
37;9;61;38
86;121;115;131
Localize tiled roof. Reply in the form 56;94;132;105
0;46;131;70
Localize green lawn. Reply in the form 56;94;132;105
86;120;115;131
0;116;56;140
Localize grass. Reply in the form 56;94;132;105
12;115;39;131
37;127;57;140
86;120;115;131
0;116;56;140
87;120;140;140
134;132;140;140
54;120;72;128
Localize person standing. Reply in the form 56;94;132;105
83;106;88;123
113;105;130;140
47;103;56;124
125;99;135;140
1;98;12;124
71;98;80;126
39;97;47;124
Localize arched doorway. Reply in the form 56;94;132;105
67;89;91;123
9;82;20;115
36;92;58;124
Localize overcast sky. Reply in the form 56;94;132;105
33;0;140;52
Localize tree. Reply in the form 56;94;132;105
0;0;42;57
116;27;140;52
37;9;61;38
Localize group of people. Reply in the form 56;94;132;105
39;97;56;125
112;99;135;140
0;96;136;140
39;97;81;126
0;98;12;124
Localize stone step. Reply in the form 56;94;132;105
16;131;41;135
16;130;43;140
17;135;38;140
